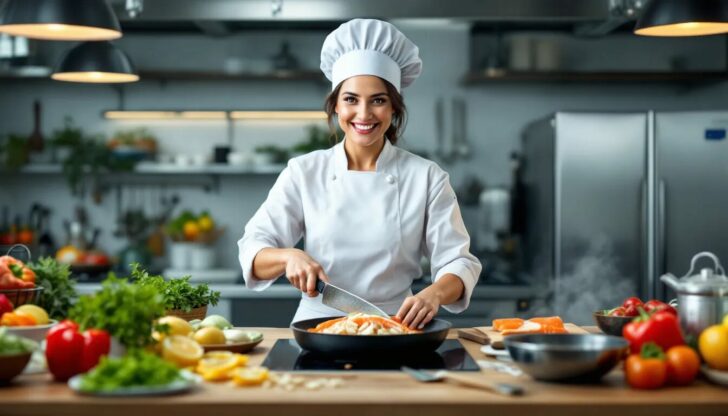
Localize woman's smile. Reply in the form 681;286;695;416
351;121;379;135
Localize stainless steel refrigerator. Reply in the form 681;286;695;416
521;111;728;303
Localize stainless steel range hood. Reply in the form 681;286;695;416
113;0;611;22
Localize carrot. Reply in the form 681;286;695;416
309;317;347;332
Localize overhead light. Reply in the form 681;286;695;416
230;111;327;120
635;0;728;37
104;111;227;120
0;0;122;41
52;41;139;83
103;110;327;120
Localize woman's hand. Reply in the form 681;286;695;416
396;291;440;329
284;249;329;297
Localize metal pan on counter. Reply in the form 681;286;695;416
291;317;452;357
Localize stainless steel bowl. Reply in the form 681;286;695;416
504;334;628;382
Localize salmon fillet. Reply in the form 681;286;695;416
493;316;567;336
492;318;524;331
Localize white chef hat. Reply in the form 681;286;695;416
320;19;422;92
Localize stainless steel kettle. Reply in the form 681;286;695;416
661;252;728;344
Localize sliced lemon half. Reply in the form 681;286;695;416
162;335;204;368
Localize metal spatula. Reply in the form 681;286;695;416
401;366;524;396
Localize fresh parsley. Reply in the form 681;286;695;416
130;264;220;312
69;275;166;349
79;349;182;392
29;257;77;320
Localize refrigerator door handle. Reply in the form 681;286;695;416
658;179;667;277
640;178;647;298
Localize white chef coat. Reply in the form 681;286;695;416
238;138;482;323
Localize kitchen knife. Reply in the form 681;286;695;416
315;280;390;318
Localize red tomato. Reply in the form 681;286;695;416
665;345;700;386
644;299;677;316
83;251;110;267
622;296;643;310
608;306;627;317
625;354;667;389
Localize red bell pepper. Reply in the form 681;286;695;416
45;320;111;381
622;309;684;354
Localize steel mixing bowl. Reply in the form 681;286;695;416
504;334;629;382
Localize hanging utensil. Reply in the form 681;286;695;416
28;100;44;153
453;97;471;159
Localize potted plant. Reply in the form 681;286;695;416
50;117;137;196
130;264;220;321
165;210;224;270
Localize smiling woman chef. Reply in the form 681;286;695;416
238;19;482;329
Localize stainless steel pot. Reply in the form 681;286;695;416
661;252;728;343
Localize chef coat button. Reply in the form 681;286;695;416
331;174;337;181
386;175;395;184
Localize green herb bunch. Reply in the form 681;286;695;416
130;264;220;312
69;274;166;349
29;257;77;320
79;349;181;392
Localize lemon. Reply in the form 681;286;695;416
14;304;49;325
699;324;728;371
162;335;204;368
232;366;269;386
196;351;248;381
194;327;226;345
158;316;194;336
198;216;214;232
722;314;728;329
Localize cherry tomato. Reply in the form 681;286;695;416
665;345;700;386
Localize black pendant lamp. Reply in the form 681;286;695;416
52;41;138;83
635;0;728;37
0;0;121;41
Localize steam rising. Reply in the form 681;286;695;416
552;235;636;325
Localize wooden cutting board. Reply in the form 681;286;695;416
475;323;589;345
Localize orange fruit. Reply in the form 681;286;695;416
183;221;200;241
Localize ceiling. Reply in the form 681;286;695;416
109;0;643;36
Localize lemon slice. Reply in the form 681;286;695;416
196;351;248;381
232;366;269;386
162;335;204;368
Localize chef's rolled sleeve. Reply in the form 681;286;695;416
238;163;304;291
424;168;482;313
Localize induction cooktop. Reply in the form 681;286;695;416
261;339;480;372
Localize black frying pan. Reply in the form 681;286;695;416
291;316;452;357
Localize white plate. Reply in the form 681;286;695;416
701;365;728;387
480;344;510;358
68;370;202;396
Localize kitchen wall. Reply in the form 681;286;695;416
1;23;727;273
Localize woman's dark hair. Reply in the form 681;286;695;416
324;77;407;145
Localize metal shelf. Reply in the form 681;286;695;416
16;162;285;175
462;70;728;84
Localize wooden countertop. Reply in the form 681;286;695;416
2;327;728;416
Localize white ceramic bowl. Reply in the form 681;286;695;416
6;320;58;344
